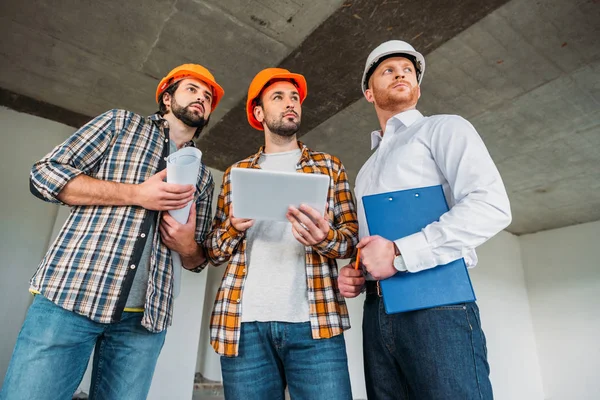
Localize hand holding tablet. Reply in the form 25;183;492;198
230;168;330;222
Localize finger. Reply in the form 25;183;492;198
298;205;331;235
298;204;322;221
357;235;378;249
291;226;311;246
287;208;319;235
159;224;173;242
289;218;317;243
187;204;197;224
162;183;195;195
339;286;362;298
161;200;193;210
345;276;366;286
231;217;254;225
340;266;364;278
158;190;195;203
233;219;254;231
155;169;168;181
161;212;182;228
339;283;363;295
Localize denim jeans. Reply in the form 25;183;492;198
363;294;493;400
1;295;166;400
220;321;352;400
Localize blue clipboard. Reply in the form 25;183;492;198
362;185;476;314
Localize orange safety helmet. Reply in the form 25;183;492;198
156;64;224;111
246;68;308;131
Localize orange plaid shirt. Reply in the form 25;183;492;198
205;142;359;356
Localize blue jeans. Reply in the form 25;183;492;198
1;295;166;400
363;294;493;400
220;321;352;400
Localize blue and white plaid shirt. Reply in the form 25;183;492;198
29;109;214;332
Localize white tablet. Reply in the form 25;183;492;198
230;168;331;221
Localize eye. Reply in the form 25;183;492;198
404;67;413;73
187;87;197;93
383;68;393;74
292;95;299;102
273;95;282;100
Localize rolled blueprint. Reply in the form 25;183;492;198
166;147;202;298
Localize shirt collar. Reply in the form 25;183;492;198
150;113;195;148
250;140;310;167
370;109;424;150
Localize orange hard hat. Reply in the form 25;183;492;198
155;64;224;111
246;68;308;131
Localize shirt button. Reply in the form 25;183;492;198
243;268;247;273
165;138;169;143
130;264;136;269
236;298;241;303
140;233;146;238
164;157;168;161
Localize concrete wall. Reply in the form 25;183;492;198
0;108;73;388
520;221;600;400
470;231;545;399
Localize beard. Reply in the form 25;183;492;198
171;96;209;129
372;81;419;111
264;111;301;137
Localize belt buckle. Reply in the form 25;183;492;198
376;281;382;298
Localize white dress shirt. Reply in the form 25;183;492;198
355;109;512;273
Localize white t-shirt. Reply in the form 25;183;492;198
241;149;310;323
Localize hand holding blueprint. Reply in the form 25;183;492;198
166;147;202;298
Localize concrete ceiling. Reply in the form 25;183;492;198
0;0;598;235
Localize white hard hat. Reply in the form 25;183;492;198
361;40;426;94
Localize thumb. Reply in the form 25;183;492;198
357;235;377;249
187;203;196;224
156;168;168;181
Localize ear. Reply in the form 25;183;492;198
253;105;264;123
364;88;375;104
162;92;172;111
417;85;421;101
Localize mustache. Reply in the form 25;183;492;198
390;80;412;88
187;101;205;112
282;110;299;118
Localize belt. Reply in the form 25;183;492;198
365;281;382;297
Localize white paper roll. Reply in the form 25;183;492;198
166;147;202;298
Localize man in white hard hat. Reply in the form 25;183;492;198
337;40;512;399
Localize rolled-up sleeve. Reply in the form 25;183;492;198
30;110;116;204
189;165;215;272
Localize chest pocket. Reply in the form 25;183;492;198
380;142;430;190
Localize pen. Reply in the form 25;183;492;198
354;248;361;270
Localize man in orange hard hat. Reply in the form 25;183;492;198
205;68;359;399
1;64;222;400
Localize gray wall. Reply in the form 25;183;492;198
0;107;73;387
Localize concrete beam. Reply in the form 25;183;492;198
199;0;511;170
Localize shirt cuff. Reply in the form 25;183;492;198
313;227;336;254
394;232;436;273
223;218;244;241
